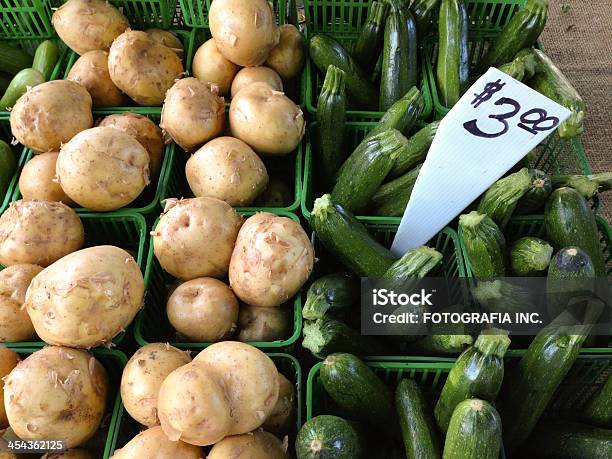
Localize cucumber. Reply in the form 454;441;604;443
0;68;45;111
458;211;507;278
296;415;365;459
477;167;531;229
303;272;358;321
353;2;389;73
544;187;606;275
551;174;600;199
367;87;425;140
309;34;379;110
411;0;441;38
0;42;33;76
390;121;439;177
411;333;473;355
434;330;510;433
436;0;469;107
510;236;553;276
583;374;612;428
32;40;60;80
396;379;441;459
380;7;418;111
515;168;552;215
302;317;388;357
316;65;347;182
369;164;421;217
0;140;17;196
498;48;538;81
443;399;502;459
312;194;397;277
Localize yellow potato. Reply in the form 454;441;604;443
237;304;290;342
110;426;201;459
0;200;84;267
186;136;268;206
262;372;296;436
52;0;129;55
0;347;20;429
10;80;93;153
56;126;150;211
121;343;191;427
41;449;93;459
0;264;42;343
146;29;184;58
19;153;75;205
207;430;288;459
4;346;108;448
25;246;144;348
265;24;306;80
161;77;225;152
192;38;239;96
230;66;283;97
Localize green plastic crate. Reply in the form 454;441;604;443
108;352;302;456
134;211;303;351
178;0;286;29
0;0;53;38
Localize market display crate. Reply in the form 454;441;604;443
178;0;286;29
107;352;302;456
0;0;54;38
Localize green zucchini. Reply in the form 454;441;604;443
510;236;553;276
436;0;469;107
498;48;538;81
353;2;389;73
589;172;612;192
434;330;510;433
371;53;383;83
515;168;552;215
303;272;358;321
551;174;600;199
459;211;507;278
316;65;347;182
367;87;425;139
0;68;45;111
312;194;397;277
384;245;443;281
309;34;379;110
32;40;60;80
296;415;366;459
0;140;16;196
544;187;606;275
472;279;533;314
583;374;612;428
302;317;388;357
410;0;441;38
380;7;418;111
477;167;532;229
369;164;421;217
443;399;502;459
411;333;473;355
390;121;440;177
478;0;549;72
0;42;33;76
396;379;441;459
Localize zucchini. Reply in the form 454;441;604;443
434;330;510;433
312;194;397;277
0;68;45;111
443;399;502;459
583;374;612;428
303;272;358;321
498;48;538;81
458;211;507;278
410;0;441;38
302;317;388;357
296;415;366;459
544;187;606;275
551;174;600;199
478;0;549;72
380;7;418;111
477;167;532;229
353;2;389;73
0;42;33;76
371;53;383;83
384;245;443;282
396;379;441;459
367;87;425;139
472;279;533;314
316;65;347;182
436;0;469;107
369;164;421;217
309;34;379;110
589;172;612;193
390;120;440;177
515;168;552;215
510;236;553;276
32;40;60;80
0;140;16;196
411;333;473;355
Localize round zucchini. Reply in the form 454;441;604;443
296;415;365;459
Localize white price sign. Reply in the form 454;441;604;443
391;67;571;256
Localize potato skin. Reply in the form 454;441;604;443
0;200;84;267
19;153;75;205
207;430;288;459
192;38;238;96
265;24;306;80
153;197;244;281
108;30;184;106
110;426;201;459
57;126;150;211
145;29;184;58
67;50;128;107
237;304;290;342
229;82;305;155
25;245;144;348
167;277;238;342
0;264;42;343
121;343;191;427
52;0;129;55
10;80;93;153
161;77;225;152
262;372;296;436
230;66;283;97
186;136;268;206
0;347;20;429
41;449;93;459
210;0;280;67
229;212;314;307
194;341;279;435
4;346;108;448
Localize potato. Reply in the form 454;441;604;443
167;277;238;342
4;346;108;448
186;136;268;206
254;177;293;207
230;66;283;97
10;80;93;153
25;246;144;348
0;264;42;342
158;361;232;446
19;153;75;205
0;347;20;428
194;341;279;435
41;449;93;459
110;426;201;459
160;77;225;152
52;0;129;55
67;50;128;107
265;24;306;80
146;29;184;58
229;212;314;307
98;113;164;178
207;431;288;459
209;0;280;67
192;38;239;96
229;82;305;155
121;343;191;427
237;304;290;342
108;30;184;106
262;373;296;436
0;200;84;267
153;197;243;281
56;126;150;211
